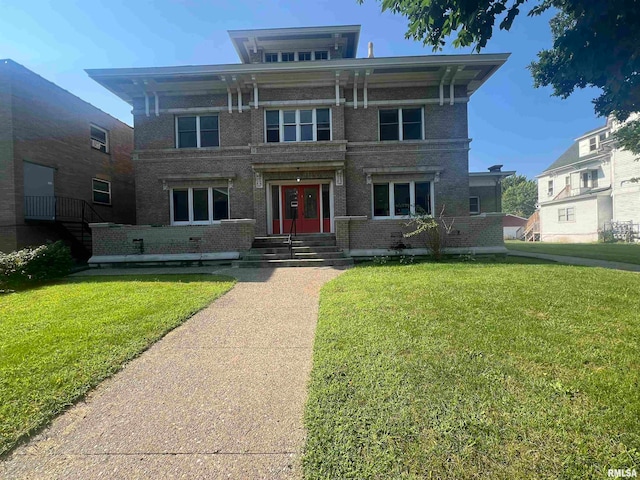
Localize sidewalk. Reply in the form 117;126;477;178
1;266;346;479
508;251;640;272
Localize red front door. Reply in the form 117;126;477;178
281;185;321;234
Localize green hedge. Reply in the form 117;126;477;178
0;241;74;289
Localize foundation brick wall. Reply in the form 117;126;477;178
337;214;504;252
91;220;255;256
0;60;135;253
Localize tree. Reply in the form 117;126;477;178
501;175;538;218
360;0;640;154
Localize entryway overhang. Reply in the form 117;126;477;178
251;160;344;173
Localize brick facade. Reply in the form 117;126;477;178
0;60;135;253
87;27;508;259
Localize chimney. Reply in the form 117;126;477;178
368;42;374;58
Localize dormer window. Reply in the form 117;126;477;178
589;137;597;151
263;50;330;63
281;52;295;62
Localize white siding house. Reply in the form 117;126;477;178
536;115;639;243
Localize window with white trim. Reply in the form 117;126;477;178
92;178;111;205
379;108;423;141
589;137;597;151
547;179;554;197
263;50;330;62
265;108;331;143
469;196;480;214
265;53;278;63
298;51;311;61
581;169;598;188
372;181;432;218
170;187;229;225
281;52;295;62
176;115;219;148
558;207;575;222
314;50;328;60
90;125;109;153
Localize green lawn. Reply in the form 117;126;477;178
507;240;640;265
0;274;235;456
304;259;640;479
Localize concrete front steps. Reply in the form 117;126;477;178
233;234;354;268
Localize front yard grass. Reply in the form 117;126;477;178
506;240;640;265
0;274;235;456
304;259;640;478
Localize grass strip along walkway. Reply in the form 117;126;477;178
0;274;235;456
506;240;640;265
304;259;640;478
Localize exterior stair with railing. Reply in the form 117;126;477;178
520;210;540;242
233;233;354;268
23;196;105;259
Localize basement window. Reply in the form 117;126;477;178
92;178;111;205
90;125;109;153
469;196;480;215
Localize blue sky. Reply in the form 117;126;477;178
0;0;604;178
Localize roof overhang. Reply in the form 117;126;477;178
86;53;510;105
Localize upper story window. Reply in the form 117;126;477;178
263;50;330;62
379;108;423;141
265;108;331;143
547;179;554;197
373;181;432;218
92;178;111;205
581;169;598;188
589;137;597;151
176;115;219;148
90;124;109;153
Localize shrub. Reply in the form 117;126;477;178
0;241;73;289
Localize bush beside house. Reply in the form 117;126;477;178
0;241;74;290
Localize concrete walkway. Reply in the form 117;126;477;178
508;251;640;272
2;267;346;479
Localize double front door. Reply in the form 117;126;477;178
272;184;331;234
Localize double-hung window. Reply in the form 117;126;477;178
372;181;432;218
379;108;423;141
176;115;219;148
92;178;111;205
558;207;575;223
469;196;480;214
265;109;331;143
90;124;109;153
170;187;229;225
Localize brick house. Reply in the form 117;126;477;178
0;59;135;257
86;25;508;265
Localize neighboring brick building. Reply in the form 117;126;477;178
0;59;135;256
87;25;508;263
